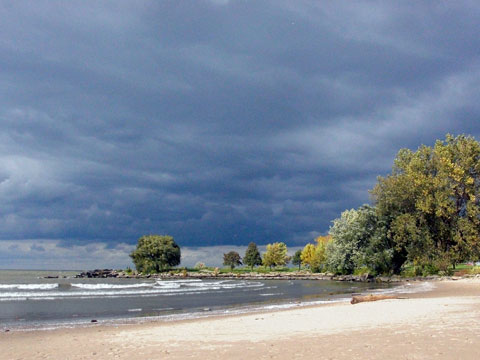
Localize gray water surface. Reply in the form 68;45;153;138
0;270;395;330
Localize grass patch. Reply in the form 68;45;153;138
353;266;371;276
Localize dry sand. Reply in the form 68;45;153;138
2;278;480;360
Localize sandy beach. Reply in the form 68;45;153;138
2;278;480;360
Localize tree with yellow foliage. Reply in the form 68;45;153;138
301;235;331;272
372;134;480;272
300;243;316;269
262;242;289;269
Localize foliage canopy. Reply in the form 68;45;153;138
243;242;262;269
371;134;480;272
263;242;289;268
292;249;302;269
325;206;391;275
301;236;333;272
130;235;181;273
223;251;242;270
322;134;480;275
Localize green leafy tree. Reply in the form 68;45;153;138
292;249;302;269
243;242;262;270
372;134;480;271
262;242;288;269
130;235;181;273
325;205;391;275
223;251;242;270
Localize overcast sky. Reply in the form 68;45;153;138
1;1;480;269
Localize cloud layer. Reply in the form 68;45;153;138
1;1;480;268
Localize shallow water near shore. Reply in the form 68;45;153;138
0;269;401;331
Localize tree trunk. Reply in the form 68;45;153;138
351;294;407;304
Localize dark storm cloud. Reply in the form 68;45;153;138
1;1;480;267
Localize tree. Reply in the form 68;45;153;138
223;251;242;270
301;244;316;269
301;236;332;272
371;134;480;271
243;242;262;270
130;235;181;273
292;249;302;269
325;205;391;275
311;235;331;272
262;242;288;269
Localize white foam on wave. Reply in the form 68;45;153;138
71;283;153;290
177;280;263;289
261;298;341;310
155;282;181;289
0;288;191;300
0;283;59;290
0;279;266;301
370;281;436;295
3;281;423;331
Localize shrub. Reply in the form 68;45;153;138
470;266;480;275
194;262;206;270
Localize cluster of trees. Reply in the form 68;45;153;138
304;134;480;276
369;134;480;274
294;235;331;272
223;242;291;270
130;135;480;277
129;236;293;273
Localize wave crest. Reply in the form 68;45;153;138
0;283;59;290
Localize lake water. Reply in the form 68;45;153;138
0;270;400;331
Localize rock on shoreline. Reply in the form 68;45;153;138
75;269;120;278
72;269;409;282
72;269;479;282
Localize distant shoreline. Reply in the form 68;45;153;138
73;268;476;283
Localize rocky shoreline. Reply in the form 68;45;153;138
72;268;471;283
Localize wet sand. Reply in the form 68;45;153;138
2;278;480;360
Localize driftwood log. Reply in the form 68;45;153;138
350;294;407;304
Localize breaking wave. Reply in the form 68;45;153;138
0;284;59;290
0;279;265;301
71;283;152;290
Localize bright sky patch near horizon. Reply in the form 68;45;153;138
1;1;480;269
